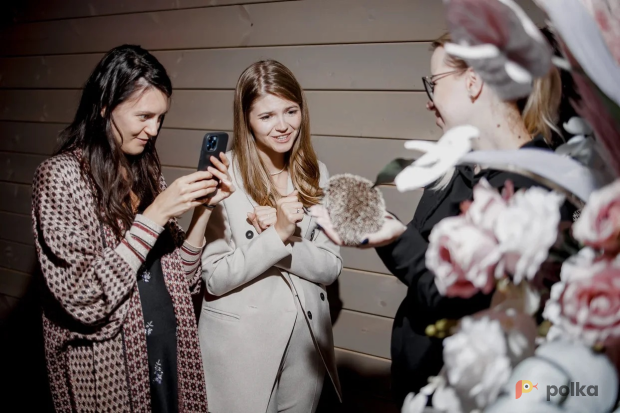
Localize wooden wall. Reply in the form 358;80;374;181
0;0;545;411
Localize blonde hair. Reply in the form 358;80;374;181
429;33;562;190
232;60;323;208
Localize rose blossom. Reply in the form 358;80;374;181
573;179;620;254
465;178;509;233
494;187;565;284
426;216;501;298
544;248;620;345
443;316;512;408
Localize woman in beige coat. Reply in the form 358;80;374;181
198;60;342;413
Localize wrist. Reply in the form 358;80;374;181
143;203;168;227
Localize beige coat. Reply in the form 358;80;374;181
198;151;342;413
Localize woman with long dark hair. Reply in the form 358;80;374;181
31;44;234;412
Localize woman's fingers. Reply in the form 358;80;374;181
186;179;218;194
207;166;232;185
183;170;213;184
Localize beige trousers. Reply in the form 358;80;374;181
266;298;325;413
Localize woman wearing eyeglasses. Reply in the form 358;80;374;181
350;33;566;404
198;60;342;413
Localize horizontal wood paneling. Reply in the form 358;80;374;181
333;309;392;359
0;43;431;91
0;1;448;56
0;268;32;299
0;183;32;215
0;90;439;140
0;212;33;245
0;240;38;274
0;294;21;321
13;0;292;23
0;121;61;154
339;269;406;318
0;152;45;184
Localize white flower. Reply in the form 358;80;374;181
394;125;478;192
443;317;512;408
401;392;428;413
494;187;565;284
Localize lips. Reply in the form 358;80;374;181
272;133;292;143
136;137;149;145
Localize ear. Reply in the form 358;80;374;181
465;68;484;102
100;107;107;117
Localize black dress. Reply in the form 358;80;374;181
137;230;179;413
376;137;576;404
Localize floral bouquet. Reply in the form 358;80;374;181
396;0;620;412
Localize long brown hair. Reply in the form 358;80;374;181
232;60;323;208
56;45;172;238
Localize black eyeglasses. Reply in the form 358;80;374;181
422;70;463;102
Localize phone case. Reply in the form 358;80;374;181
197;132;229;172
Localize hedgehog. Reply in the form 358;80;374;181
322;174;386;246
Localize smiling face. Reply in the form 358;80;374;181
109;86;169;156
427;46;475;131
247;93;302;156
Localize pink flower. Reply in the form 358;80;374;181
573;179;620;254
427;216;501;298
466;178;509;233
544;248;620;345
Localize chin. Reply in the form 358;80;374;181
123;146;147;156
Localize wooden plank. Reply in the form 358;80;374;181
0;121;62;155
332;309;392;359
0;152;46;185
339;269;406;318
0;89;437;140
0;43;432;91
0;240;38;275
13;0;292;22
0;268;32;299
0;90;80;123
0;212;33;246
0;182;32;215
0;1;448;56
0;294;21;321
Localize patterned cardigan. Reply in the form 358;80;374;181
31;151;208;412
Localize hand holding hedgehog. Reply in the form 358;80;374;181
310;174;406;248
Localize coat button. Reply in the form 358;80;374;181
307;311;313;320
245;230;254;239
320;293;325;301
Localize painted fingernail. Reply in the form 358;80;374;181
361;239;369;245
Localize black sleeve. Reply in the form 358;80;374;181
376;219;428;288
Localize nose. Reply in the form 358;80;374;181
275;116;288;132
144;118;160;137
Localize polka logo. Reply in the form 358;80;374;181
515;380;538;399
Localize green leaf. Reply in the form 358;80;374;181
373;158;414;188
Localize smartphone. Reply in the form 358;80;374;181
197;132;229;199
197;132;229;175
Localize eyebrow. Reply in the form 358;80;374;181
256;106;299;117
136;111;168;116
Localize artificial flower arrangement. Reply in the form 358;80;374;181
311;0;620;411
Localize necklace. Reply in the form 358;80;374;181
270;167;286;176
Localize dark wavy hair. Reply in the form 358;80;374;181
56;44;172;238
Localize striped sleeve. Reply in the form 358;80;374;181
115;214;165;271
180;238;205;277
